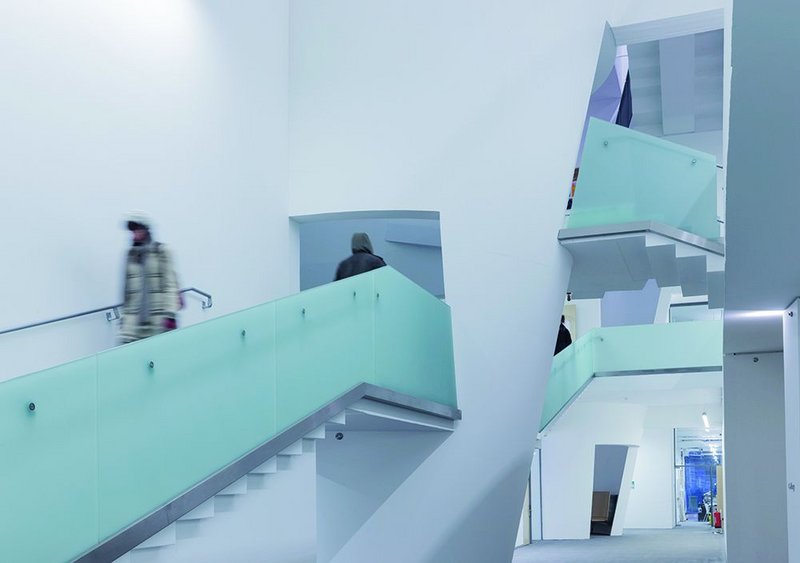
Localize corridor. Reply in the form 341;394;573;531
513;526;724;562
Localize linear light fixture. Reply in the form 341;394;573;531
702;412;710;429
733;310;784;319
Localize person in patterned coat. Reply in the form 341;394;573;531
119;212;181;344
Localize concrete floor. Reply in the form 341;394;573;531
513;526;725;563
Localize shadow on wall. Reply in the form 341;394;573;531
426;454;533;563
317;429;451;563
294;212;445;298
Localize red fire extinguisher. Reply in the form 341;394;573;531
713;510;722;528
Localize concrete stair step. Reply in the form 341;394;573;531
279;440;304;456
133;523;176;550
305;424;327;440
178;498;215;521
249;456;278;474
216;476;248;496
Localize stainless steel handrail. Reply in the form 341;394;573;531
0;287;213;337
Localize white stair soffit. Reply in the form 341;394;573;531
347;399;456;431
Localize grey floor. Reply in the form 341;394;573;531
513;525;725;563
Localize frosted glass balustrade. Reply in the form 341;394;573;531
373;267;457;408
0;358;99;563
592;320;722;374
275;273;376;431
539;336;596;430
569;118;719;240
540;321;722;430
0;267;457;562
96;303;278;541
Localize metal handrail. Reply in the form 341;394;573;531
0;287;213;338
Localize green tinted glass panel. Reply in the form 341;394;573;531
540;321;722;430
0;358;98;563
0;268;458;558
593;320;722;374
539;334;596;430
275;273;376;431
374;267;456;407
569;118;719;240
96;303;276;539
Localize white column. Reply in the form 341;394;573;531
783;300;800;562
531;448;543;541
723;352;788;563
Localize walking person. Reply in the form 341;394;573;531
119;212;181;344
334;232;387;281
554;315;573;355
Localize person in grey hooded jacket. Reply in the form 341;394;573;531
334;232;387;281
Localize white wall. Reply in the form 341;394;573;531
626;426;674;528
288;1;620;560
316;430;450;563
612;447;639;536
146;450;317;563
572;298;603;339
541;394;723;537
541;402;646;539
594;445;629;494
724;352;788;563
654;287;680;324
1;1;734;559
625;404;723;529
611;1;724;29
287;2;731;559
0;1;295;382
601;279;660;327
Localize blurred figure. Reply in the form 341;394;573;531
119;212;181;344
554;315;572;355
335;232;387;281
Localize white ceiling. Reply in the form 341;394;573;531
578;371;723;407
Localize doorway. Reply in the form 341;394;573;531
516;448;543;547
591;445;629;536
292;211;445;298
674;427;723;527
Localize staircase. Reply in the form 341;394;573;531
0;267;460;563
112;431;321;563
562;118;724;306
559;220;724;306
627;29;724;138
111;397;457;563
